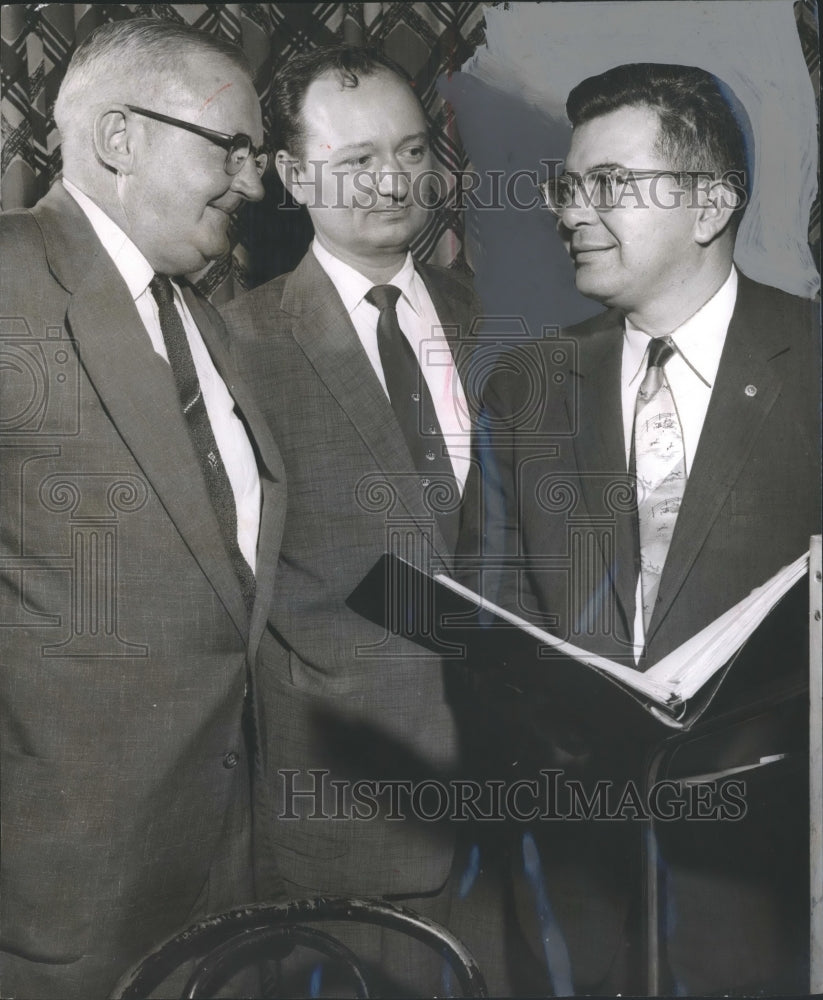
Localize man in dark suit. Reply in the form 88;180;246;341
461;63;819;993
0;19;285;999
222;44;503;995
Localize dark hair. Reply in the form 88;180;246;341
271;44;417;158
567;63;751;222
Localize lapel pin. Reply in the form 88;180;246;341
744;384;757;397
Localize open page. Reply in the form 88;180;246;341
436;549;808;709
645;550;808;698
434;573;681;707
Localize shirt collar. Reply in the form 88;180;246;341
62;177;155;301
311;239;420;315
624;265;738;387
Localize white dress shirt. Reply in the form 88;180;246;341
311;240;471;493
63;178;261;571
621;266;738;657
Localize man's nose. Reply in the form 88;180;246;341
557;196;598;230
375;164;411;200
230;155;266;202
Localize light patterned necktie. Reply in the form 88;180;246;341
634;336;685;631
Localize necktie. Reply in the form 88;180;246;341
149;275;255;615
365;284;454;484
634;336;685;631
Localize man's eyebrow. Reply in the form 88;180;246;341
565;160;626;173
330;141;374;157
397;132;428;145
330;133;429;157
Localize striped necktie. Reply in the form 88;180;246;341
150;274;255;616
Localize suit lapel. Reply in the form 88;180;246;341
415;263;475;552
39;185;248;638
649;278;787;639
282;253;452;567
416;262;476;383
185;289;287;660
568;321;637;639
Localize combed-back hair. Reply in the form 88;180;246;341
55;17;251;140
271;44;417;159
566;62;751;220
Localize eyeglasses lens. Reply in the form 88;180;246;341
544;171;622;213
225;137;268;176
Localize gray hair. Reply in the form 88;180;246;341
55;17;251;154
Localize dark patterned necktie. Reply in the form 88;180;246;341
634;336;685;630
365;283;453;482
149;274;255;615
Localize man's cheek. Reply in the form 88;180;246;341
351;172;378;209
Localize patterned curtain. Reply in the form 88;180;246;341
0;3;488;301
795;0;820;279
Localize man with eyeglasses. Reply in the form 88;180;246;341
0;18;285;999
462;63;819;993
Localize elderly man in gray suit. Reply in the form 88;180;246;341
221;44;498;996
0;19;285;999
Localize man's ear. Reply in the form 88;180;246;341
693;176;740;245
276;149;310;206
93;106;135;174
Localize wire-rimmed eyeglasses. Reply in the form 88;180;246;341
539;167;686;215
126;105;269;177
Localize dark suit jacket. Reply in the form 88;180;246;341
465;274;820;663
222;249;479;900
0;184;287;1000
459;273;821;992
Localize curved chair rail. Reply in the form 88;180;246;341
110;895;488;999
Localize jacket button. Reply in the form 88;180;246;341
223;751;240;769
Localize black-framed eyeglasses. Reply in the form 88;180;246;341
126;105;269;176
539;167;686;215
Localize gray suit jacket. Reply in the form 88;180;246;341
0;184;287;1000
222;248;479;898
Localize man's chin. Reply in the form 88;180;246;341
184;242;228;280
370;217;427;251
573;264;617;301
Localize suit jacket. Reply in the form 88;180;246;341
465;273;820;662
0;184;287;1000
222;249;479;899
460;273;821;992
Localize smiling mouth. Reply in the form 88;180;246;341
209;202;240;218
571;246;614;261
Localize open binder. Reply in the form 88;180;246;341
347;551;809;732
